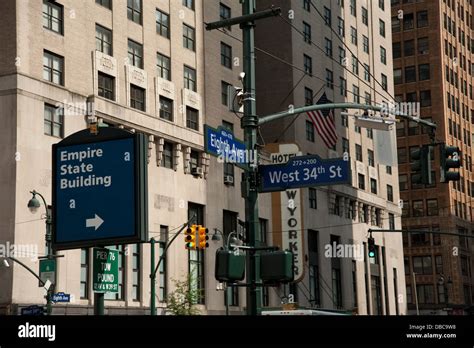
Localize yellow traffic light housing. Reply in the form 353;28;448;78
197;226;209;249
185;225;197;250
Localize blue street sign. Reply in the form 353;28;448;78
21;305;45;316
259;155;351;192
52;292;71;303
53;128;148;250
204;125;248;168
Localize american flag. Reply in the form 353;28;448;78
307;93;338;148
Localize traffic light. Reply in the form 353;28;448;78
368;237;376;259
411;145;431;185
440;144;461;183
185;225;197;250
197;226;209;249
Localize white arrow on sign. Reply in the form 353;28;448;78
86;214;104;231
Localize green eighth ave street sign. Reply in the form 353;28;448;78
93;247;119;293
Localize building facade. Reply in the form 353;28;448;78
392;0;474;315
255;0;406;314
0;0;274;315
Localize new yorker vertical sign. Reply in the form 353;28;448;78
266;144;305;282
52;128;148;250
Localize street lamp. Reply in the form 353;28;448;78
27;190;54;315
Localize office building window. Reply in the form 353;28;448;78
371;178;378;194
306;120;315;142
304;55;312;75
418;37;429;54
130;84;145;111
127;0;142;24
419;64;430;81
412;200;424;216
338;17;345;37
427;199;438;216
158;226;168;301
44;104;63;138
96;24;112;56
156;9;170;38
43;0;63;34
309;188;317;209
368;149;374;166
80;248;89;299
379;19;386;37
162;142;173;169
381;74;388;91
190;150;199;170
221;42;232;68
403;13;414;30
183;24;195;51
324;7;331;26
131;244;140;301
393;42;401;59
326;69;333;89
404;39;415;56
355;144;362;161
325;38;333;56
380;46;387;64
157;53;171;81
387;185;393;202
98;72;115;101
184;66;197;91
389;213;395;230
43;50;64;85
305;87;313;106
96;0;111;9
128;39;143;69
303;0;311;12
358;174;365;190
159;96;173;122
353;85;360;103
417;10;428;27
351;27;358;45
363;36;369;53
188;203;205;304
221;81;231;106
308;230;320;306
220;3;231;30
186;107;199;131
362;7;368;25
350;0;356;16
183;0;194;10
342;137;349;155
303;22;311;43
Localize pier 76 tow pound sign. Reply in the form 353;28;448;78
52;127;148;251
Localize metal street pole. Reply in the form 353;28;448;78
241;0;261;316
150;238;156;316
30;190;54;315
412;272;420;316
150;214;196;315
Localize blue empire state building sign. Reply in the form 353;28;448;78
52;127;148;251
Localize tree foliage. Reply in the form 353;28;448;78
166;276;202;316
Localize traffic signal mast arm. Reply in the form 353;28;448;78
368;228;474;239
258;102;437;130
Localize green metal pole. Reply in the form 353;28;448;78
94;292;104;315
242;0;261;316
150;238;156;316
226;286;230;316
